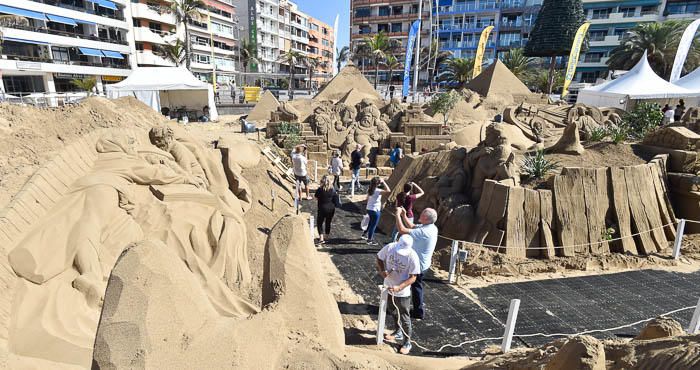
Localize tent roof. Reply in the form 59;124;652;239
580;51;695;98
466;60;532;97
314;61;382;102
675;67;700;91
107;67;209;91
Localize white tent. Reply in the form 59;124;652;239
675;67;700;91
577;51;700;109
106;67;218;121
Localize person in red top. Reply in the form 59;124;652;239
391;181;425;241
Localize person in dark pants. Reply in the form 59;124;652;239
395;207;439;320
350;144;364;191
315;175;341;244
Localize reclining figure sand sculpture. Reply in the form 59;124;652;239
7;129;257;367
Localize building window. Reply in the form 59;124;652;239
619;7;636;17
589;30;607;41
666;1;700;15
378;6;390;16
392;5;403;15
377;23;389;32
2;75;45;94
359;25;371;34
581;71;602;83
135;42;144;51
391;23;402;33
52;46;70;61
583;52;604;63
613;28;629;39
591;8;611;19
355;7;370;17
641;5;658;15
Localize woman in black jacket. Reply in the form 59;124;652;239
315;175;341;244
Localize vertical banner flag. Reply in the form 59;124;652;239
403;20;421;97
472;25;494;79
670;18;700;83
561;22;590;99
248;0;258;72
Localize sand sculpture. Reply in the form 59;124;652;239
246;89;281;123
466;60;547;105
2;125;258;368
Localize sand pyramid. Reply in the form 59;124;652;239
338;88;379;108
314;61;382;102
466;60;532;97
247;90;280;122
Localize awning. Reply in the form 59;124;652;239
101;50;124;59
46;14;78;26
89;0;118;10
0;5;46;21
3;37;49;45
74;18;96;25
78;47;104;57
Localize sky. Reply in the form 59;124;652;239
294;0;350;51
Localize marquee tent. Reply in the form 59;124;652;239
106;67;218;121
577;51;700;109
675;67;700;92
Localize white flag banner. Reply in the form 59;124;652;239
670;18;700;83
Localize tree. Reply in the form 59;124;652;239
607;20;700;79
240;38;260;85
336;45;350;73
527;68;565;93
169;0;204;70
278;50;304;100
429;90;461;126
440;57;474;88
352;42;371;73
524;0;585;94
383;54;401;85
419;41;453;85
154;39;186;66
362;31;398;88
71;77;97;96
501;48;536;81
304;56;320;90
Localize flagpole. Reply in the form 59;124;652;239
412;0;423;102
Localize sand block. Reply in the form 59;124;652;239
553;175;582;256
648;163;677;240
563;168;609;255
150;185;218;207
524;189;541;258
504;187;526;258
623;166;658;254
539;190;556;259
637;165;668;251
609;167;637;254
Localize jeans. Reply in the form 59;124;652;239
317;207;335;236
351;168;361;190
388;295;411;345
363;210;381;240
411;273;425;319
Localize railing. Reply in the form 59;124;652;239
1;91;91;107
2;22;129;45
4;54;130;69
439;2;498;13
29;0;126;21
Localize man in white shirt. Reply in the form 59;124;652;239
376;234;420;355
291;144;311;200
395;207;438;320
663;107;675;125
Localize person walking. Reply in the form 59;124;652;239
663;106;675;125
350;144;364;192
395;207;438;320
329;150;343;190
362;177;391;246
389;143;404;168
229;80;237;103
315;175;341;245
376;234;420;355
675;99;686;122
291;144;312;200
391;182;425;241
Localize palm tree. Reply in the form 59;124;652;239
420;41;453;85
154;39;186;66
383;54;401;86
501;48;536;81
278;50;304;99
441;57;474;88
240;38;260;85
304;56;320;90
71;77;97;96
527;68;564;93
362;31;396;89
169;0;204;70
336;45;350;73
607;20;698;79
352;42;371;73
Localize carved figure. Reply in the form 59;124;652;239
382;97;406;131
467;124;520;202
149;126;208;187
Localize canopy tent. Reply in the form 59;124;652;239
577;51;700;109
675;67;700;91
106;67;218;121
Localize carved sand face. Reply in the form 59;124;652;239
151;134;173;151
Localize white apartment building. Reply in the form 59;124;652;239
0;0;134;98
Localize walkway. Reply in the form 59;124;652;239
306;196;700;356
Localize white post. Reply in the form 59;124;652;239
377;288;389;345
314;160;318;183
351;176;355;197
501;299;521;353
412;0;424;102
309;216;315;241
673;219;686;260
688;298;700;334
448;240;459;284
271;189;276;211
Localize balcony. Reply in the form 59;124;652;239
578;56;609;67
353;11;429;22
130;2;176;25
587;11;658;24
438;23;495;32
28;0;126;21
2;53;130;70
133;27;173;45
135;50;173;66
589;34;622;47
438;2;498;14
2;22;128;46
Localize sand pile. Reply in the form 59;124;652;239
247;90;280;123
0;97;167;209
314;62;382;103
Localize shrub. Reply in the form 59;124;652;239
521;150;559;179
278;122;301;135
588;127;608;142
429;90;461;126
607;124;629;144
622;102;663;139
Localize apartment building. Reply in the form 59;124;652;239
129;0;177;67
308;16;335;83
575;0;700;83
0;0;134;96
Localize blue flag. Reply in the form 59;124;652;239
403;20;421;97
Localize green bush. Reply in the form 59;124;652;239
622;102;663;139
278;122;301;135
521;150;559;179
588;127;608;142
607;125;629;144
